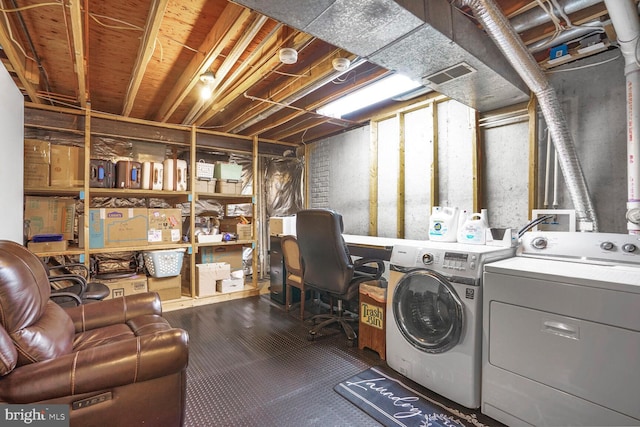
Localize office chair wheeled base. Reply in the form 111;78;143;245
307;300;358;346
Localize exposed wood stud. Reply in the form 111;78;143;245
369;122;379;236
431;101;439;208
122;0;169;117
68;0;87;107
397;112;405;239
528;94;538;217
154;4;249;123
0;15;41;103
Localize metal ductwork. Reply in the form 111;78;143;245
233;0;529;112
456;0;598;231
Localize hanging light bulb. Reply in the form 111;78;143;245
199;71;215;100
200;85;212;100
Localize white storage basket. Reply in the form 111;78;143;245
143;248;186;278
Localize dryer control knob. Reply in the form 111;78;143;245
600;241;614;251
623;243;637;253
422;253;433;265
531;237;548;249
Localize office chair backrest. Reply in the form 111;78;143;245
296;209;354;295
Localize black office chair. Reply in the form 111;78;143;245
296;209;385;346
43;260;110;306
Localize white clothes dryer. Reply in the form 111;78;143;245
386;242;514;409
482;232;640;426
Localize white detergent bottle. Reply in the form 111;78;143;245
457;210;469;243
458;209;489;244
428;206;460;242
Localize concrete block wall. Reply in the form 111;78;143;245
307;50;628;236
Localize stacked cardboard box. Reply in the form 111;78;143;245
195;246;243;269
148;208;183;245
195;262;231;297
50;145;84;187
24;139;50;187
80;208;149;249
24;196;75;241
100;274;148;300
148;275;182;301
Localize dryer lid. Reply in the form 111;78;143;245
392;269;464;354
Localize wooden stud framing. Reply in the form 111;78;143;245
122;0;169;117
528;95;539;217
369;122;379;236
68;0;87;107
252;135;259;288
471;108;482;213
154;4;249;122
431;101;440;208
186;14;269;124
0;14;41;103
397;113;405;239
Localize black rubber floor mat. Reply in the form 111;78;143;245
335;367;490;427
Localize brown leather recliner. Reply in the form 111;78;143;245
0;240;189;426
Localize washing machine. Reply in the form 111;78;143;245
386;242;515;409
482;232;640;426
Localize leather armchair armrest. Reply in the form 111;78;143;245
64;292;163;333
0;328;188;403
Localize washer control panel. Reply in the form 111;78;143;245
521;232;640;264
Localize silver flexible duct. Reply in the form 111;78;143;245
456;0;598;231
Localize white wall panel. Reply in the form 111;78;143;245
0;63;24;243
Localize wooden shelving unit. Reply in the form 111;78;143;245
24;103;263;309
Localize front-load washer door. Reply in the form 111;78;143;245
393;269;464;354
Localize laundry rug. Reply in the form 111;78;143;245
334;367;489;427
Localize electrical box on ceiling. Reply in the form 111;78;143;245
531;209;576;232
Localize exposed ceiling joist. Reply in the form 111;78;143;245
0;11;41;103
184;13;269;124
68;0;86;107
154;3;249;122
225;49;357;133
122;0;169;116
194;31;315;126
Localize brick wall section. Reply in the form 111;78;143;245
308;140;330;208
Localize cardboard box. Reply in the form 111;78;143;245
196;246;243;269
50;145;84;187
24;163;50;187
24;139;50;164
196;263;231;297
213;162;242;181
148;208;182;245
100;274;148;300
27;240;68;253
148;275;181;301
216;179;242;194
82;208;148;249
237;223;252;240
216;277;244;293
194;179;216;193
269;216;296;236
24;196;75;241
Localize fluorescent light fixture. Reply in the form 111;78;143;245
317;74;423;119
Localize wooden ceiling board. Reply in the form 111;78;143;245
3;1;618;144
86;0;151;114
123;0;216;119
7;1;75;102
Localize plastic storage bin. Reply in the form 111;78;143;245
143;248;186;278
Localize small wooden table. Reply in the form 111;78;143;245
358;282;387;360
